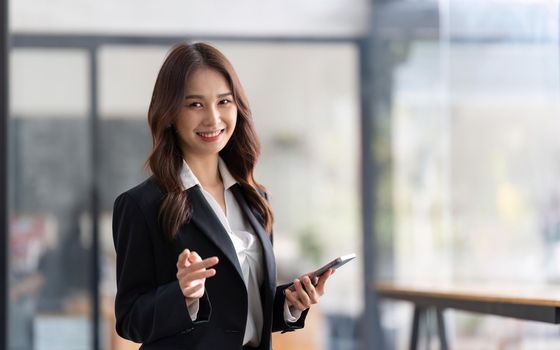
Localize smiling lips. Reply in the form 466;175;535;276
196;129;224;142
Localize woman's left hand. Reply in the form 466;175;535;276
284;269;335;311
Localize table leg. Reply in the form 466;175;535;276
435;308;449;350
409;306;423;350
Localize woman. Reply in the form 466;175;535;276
112;42;333;350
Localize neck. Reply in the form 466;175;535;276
183;154;222;187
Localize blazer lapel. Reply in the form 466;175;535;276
184;186;244;279
230;185;276;292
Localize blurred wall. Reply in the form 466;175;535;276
11;0;370;37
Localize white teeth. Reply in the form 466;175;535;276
197;130;222;138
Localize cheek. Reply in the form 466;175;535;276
227;109;238;130
174;128;188;144
176;111;196;131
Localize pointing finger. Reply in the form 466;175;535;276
186;256;219;272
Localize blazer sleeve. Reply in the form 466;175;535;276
112;192;211;344
272;282;310;333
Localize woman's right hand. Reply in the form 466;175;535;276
176;249;219;304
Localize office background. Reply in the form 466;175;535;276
2;0;560;349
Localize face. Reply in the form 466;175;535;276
175;67;237;162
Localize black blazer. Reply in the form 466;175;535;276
112;177;308;350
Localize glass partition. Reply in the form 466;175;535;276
9;48;92;350
382;0;560;348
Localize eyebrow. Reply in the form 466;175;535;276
184;92;233;100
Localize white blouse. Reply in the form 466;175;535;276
180;158;300;346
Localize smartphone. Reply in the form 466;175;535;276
287;253;356;292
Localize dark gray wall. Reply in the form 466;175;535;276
10;118;151;213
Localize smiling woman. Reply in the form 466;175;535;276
112;42;334;350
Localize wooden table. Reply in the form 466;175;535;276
375;281;560;350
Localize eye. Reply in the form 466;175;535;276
188;101;203;108
218;99;232;105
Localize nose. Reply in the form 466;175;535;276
203;105;221;127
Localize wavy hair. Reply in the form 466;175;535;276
146;42;273;240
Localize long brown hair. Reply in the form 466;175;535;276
146;42;273;240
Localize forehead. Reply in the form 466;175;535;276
185;68;230;93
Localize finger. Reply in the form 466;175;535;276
301;273;320;287
285;289;307;311
182;283;204;298
176;249;191;269
315;269;333;294
177;268;189;280
188;251;202;263
302;276;319;304
293;279;311;309
183;268;216;283
186;256;219;272
179;257;218;282
315;268;334;295
186;257;219;274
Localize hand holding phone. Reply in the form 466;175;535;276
287;253;356;292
